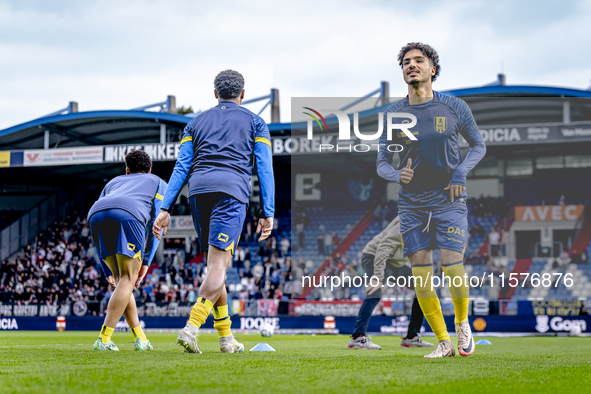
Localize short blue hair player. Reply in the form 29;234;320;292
377;43;486;358
88;150;167;351
153;69;275;354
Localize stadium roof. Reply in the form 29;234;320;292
0;110;189;150
1;83;591;151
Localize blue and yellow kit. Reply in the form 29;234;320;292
376;92;486;257
88;173;167;272
161;100;275;254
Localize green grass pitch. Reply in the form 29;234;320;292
1;332;589;393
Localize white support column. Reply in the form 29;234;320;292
270;89;280;123
381;81;389;105
563;100;570;124
44;130;50;149
160;124;166;144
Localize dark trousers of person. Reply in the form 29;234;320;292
353;253;424;339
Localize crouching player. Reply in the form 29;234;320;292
347;216;434;350
88;150;167;351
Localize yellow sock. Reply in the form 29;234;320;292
442;261;470;324
188;297;213;329
131;326;147;342
99;325;115;344
412;265;450;342
213;305;232;337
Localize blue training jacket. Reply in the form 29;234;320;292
88;173;167;267
377;92;486;210
162;101;275;217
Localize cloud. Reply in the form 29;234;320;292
0;0;589;130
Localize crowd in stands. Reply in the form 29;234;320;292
2;193;591;310
0;212;108;314
0;201;294;311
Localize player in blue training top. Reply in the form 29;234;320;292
153;70;275;354
377;43;486;358
88;150;167;351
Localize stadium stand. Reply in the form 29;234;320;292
1;192;590;320
0;202;295;313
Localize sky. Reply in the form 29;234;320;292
1;0;590;129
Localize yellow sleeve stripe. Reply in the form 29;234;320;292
255;137;271;148
155;193;163;200
180;136;193;146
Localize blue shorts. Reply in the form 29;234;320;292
89;208;145;262
190;193;247;255
399;202;468;259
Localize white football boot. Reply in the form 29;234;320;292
400;334;435;348
177;324;201;354
219;335;244;353
93;338;119;351
424;340;455;358
455;320;475;356
346;335;382;350
134;338;153;351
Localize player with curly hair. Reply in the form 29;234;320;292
377;43;486;358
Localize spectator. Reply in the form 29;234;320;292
500;229;509;256
317;234;324;256
244;216;253;243
559;250;571;266
488;229;500;257
86;242;98;265
188;286;196;303
234;246;246;269
252;262;264;280
297;221;305;250
280;237;290;257
324;232;333;256
333;232;340;248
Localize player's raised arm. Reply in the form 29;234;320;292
253;116;275;241
153;128;194;239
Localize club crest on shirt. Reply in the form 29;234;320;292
434;117;447;133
